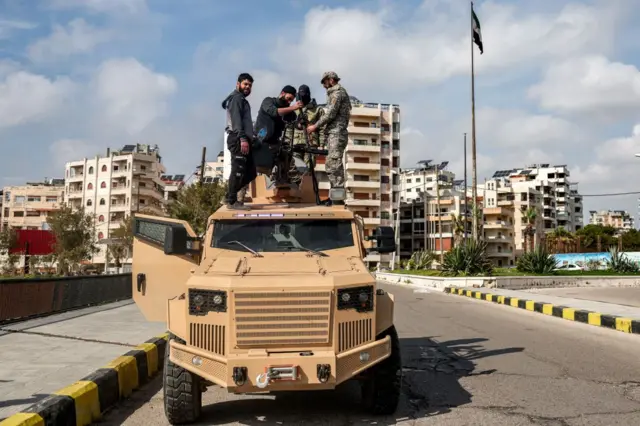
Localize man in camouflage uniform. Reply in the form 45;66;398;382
307;71;351;205
285;98;327;186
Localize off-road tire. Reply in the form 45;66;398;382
360;325;402;415
163;334;203;425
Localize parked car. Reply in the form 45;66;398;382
554;263;583;271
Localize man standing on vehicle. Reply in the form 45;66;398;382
253;85;303;182
307;71;351;206
222;73;255;210
286;95;327;186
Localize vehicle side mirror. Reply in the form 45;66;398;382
164;225;188;255
366;226;396;254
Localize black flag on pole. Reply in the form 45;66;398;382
472;3;483;54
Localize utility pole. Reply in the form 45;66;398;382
436;163;443;263
422;169;427;251
199;147;207;186
463;132;468;244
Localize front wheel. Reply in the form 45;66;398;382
163;335;203;425
360;325;402;415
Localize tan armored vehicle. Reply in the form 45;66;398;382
132;170;401;424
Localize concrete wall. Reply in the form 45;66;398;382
0;274;132;323
375;272;640;291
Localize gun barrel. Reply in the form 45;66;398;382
291;145;328;156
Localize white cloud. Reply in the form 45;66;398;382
49;139;98;168
92;58;177;135
476;108;583;148
0;19;37;39
270;1;621;93
0;71;75;129
47;0;148;15
27;19;114;63
528;55;640;118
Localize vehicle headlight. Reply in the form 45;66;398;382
189;289;227;315
337;285;374;313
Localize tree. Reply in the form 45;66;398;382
167;181;227;235
108;214;135;269
0;227;18;275
521;206;537;253
450;213;465;247
576;224;617;252
546;226;577;253
47;204;99;275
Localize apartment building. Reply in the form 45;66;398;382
482;177;545;263
398;164;456;203
589;210;634;234
160;174;186;204
312;99;400;268
1;179;65;231
64;144;166;266
199;151;226;183
490;164;584;233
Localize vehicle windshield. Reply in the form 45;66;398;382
211;219;355;253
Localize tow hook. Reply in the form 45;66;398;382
317;364;331;383
232;367;247;386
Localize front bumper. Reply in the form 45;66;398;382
169;335;392;392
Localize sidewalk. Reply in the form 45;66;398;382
445;287;640;335
0;300;167;420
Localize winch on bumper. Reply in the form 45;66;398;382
168;335;392;392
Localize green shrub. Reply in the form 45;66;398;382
441;240;493;276
607;247;639;273
405;250;435;270
516;246;557;274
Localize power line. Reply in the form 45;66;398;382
580;191;640;197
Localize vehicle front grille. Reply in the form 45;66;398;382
233;291;332;347
189;323;226;356
338;318;373;352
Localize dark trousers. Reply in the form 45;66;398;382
226;133;257;204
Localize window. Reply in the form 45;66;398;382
100;182;106;188
101;165;107;172
100;198;106;206
14;196;25;203
87;183;93;190
13;211;24;217
87;199;92;206
27;196;41;202
211;219;355;253
99;215;105;222
98;232;104;239
46;196;57;203
89;166;94;174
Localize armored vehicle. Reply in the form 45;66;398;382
131;152;401;424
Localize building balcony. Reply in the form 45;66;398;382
346;162;380;171
381;148;391;156
67;174;84;182
346;199;381;207
484;221;513;229
497;200;514;207
485;235;514;242
483;207;512;216
351;106;381;117
486;250;513;257
363;217;382;225
67;191;83;199
110;204;129;213
347;143;380;153
348;126;381;135
346;179;380;189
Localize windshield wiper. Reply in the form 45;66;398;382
226;240;263;257
287;246;328;257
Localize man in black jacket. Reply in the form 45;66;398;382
222;73;255;210
253;85;303;184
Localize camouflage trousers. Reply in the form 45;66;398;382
288;145;314;186
325;132;347;188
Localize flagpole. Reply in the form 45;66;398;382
470;0;478;241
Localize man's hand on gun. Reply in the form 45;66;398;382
306;124;317;134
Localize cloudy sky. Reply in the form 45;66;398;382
1;0;639;223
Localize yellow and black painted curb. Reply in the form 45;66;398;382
444;287;640;335
0;333;169;426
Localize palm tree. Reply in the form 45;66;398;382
451;213;465;247
547;226;575;253
521;206;537;253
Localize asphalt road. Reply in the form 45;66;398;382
99;284;640;425
524;286;640;308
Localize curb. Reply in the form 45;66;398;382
0;333;169;426
444;287;640;335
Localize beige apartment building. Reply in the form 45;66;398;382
200;151;225;183
589;210;634;234
64;144;166;267
1;179;65;231
482;177;545;264
313;100;400;268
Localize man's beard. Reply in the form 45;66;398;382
277;97;289;107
